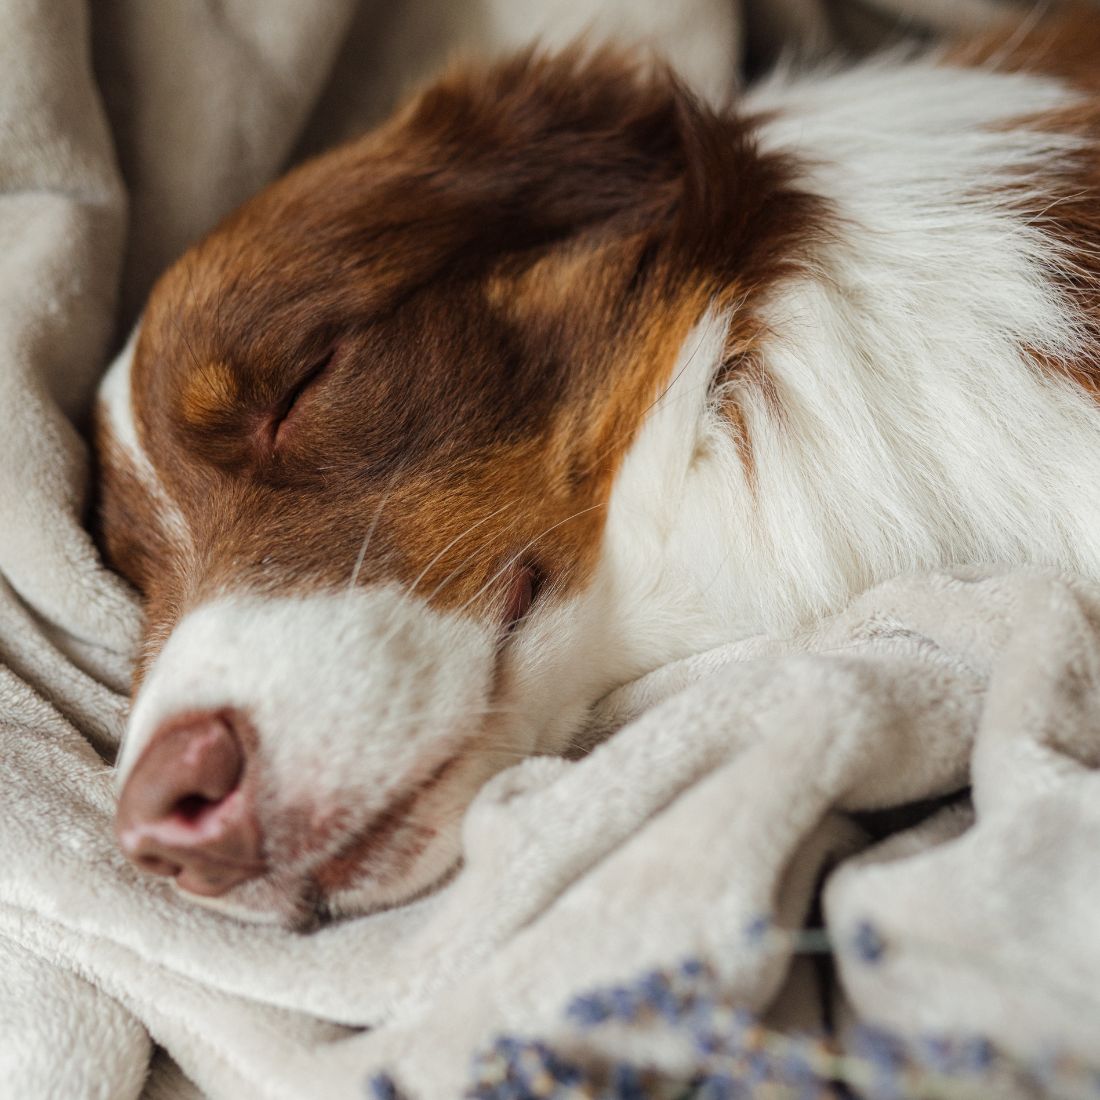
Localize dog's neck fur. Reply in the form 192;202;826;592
584;56;1100;698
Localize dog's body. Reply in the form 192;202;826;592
96;8;1100;927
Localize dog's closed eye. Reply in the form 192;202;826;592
272;346;337;447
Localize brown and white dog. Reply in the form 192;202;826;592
95;8;1100;928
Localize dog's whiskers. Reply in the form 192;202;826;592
419;518;526;609
372;500;518;649
347;473;400;591
453;502;607;620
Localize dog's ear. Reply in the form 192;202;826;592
386;47;821;291
392;48;688;244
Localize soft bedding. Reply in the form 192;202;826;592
3;2;1095;1097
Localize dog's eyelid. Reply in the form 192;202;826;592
297;345;337;393
271;345;338;446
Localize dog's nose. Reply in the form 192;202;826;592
115;711;265;896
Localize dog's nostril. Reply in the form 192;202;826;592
116;710;266;897
174;794;217;823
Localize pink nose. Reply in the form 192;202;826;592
115;711;265;897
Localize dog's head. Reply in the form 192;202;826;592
95;49;812;926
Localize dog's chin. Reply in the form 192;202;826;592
171;821;466;931
323;848;465;926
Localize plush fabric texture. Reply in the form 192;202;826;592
0;1;1088;1098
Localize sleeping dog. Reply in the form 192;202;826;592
96;7;1100;928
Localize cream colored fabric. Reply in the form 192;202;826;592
0;1;1083;1099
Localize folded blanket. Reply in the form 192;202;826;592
3;2;1091;1098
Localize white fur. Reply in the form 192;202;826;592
574;56;1100;687
98;327;190;544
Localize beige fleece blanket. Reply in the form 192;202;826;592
3;1;1092;1097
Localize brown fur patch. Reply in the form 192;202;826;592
180;360;239;428
946;3;1100;91
96;48;823;669
947;5;1100;397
